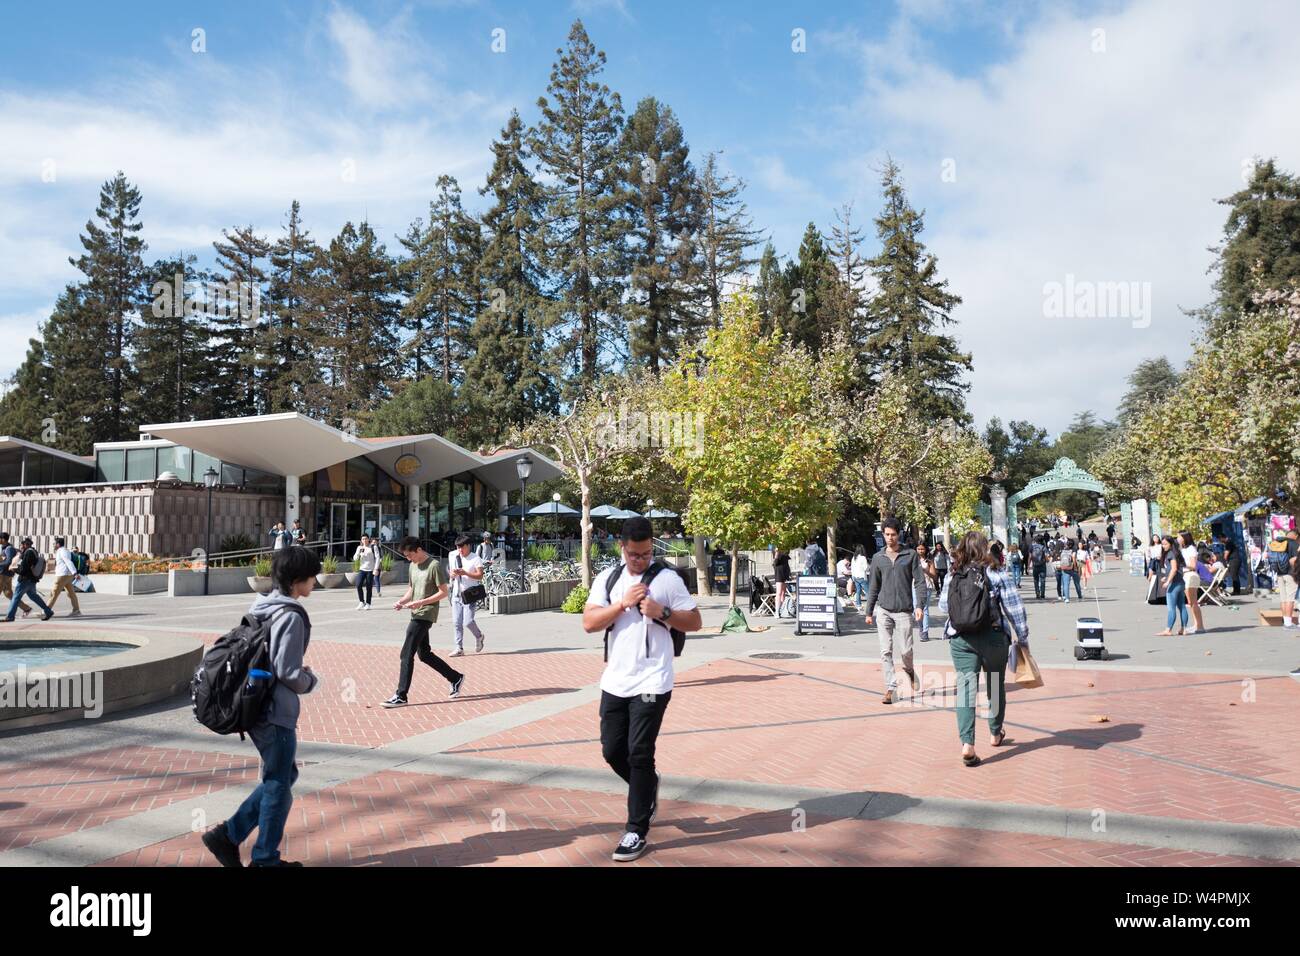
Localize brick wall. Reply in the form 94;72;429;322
0;484;283;558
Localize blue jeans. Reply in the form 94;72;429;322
1165;581;1188;630
5;579;51;620
853;577;867;604
1058;569;1081;599
1011;562;1022;587
226;723;299;865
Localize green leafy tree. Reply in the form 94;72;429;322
754;241;788;337
1116;357;1180;427
661;292;838;605
0;337;55;444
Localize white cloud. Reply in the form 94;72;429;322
838;0;1300;434
326;4;437;109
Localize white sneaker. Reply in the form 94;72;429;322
356;602;366;611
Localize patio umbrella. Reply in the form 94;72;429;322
497;504;527;518
589;505;624;518
527;501;580;517
645;507;678;518
615;509;641;518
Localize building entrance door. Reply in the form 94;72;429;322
330;503;348;559
362;503;381;543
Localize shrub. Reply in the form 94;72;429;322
219;533;257;555
253;557;272;577
380;553;394;572
89;552;187;574
561;585;590;613
528;543;560;562
319;554;339;574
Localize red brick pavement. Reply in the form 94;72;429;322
96;769;1287;867
449;657;1300;828
280;644;605;747
0;746;260;852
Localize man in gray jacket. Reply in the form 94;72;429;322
862;517;924;704
202;547;321;868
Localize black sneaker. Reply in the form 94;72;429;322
201;823;242;868
381;695;408;708
250;859;304;867
612;831;647;862
449;675;465;698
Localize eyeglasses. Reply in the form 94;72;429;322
624;548;654;561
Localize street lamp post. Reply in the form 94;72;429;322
203;466;218;596
516;455;532;585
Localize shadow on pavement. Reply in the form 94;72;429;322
674;673;789;688
977;722;1144;766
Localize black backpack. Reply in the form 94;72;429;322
191;605;307;738
945;566;998;635
603;560;691;660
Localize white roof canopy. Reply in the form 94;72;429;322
138;413;563;488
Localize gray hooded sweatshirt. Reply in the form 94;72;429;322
249;590;318;730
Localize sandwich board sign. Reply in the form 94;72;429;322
795;573;839;635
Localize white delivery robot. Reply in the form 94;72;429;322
1074;616;1108;660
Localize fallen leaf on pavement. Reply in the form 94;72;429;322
1089;714;1110;723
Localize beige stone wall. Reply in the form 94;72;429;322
0;484;283;558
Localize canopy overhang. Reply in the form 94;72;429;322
139;413;563;488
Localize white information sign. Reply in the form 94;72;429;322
795;573;839;635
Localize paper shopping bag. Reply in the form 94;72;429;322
1012;645;1044;688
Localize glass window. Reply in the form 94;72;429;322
52;457;69;484
158;445;193;482
453;477;472;531
221;462;243;486
0;448;21;487
244;468;284;494
347;457;376;497
126;448;156;482
193;451;220;486
98;449;125;482
429;479;449;534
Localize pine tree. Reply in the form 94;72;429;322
309;221;400;424
134;252;215;424
754;241;788;337
1206;158;1300;336
40;286;105;452
265;201;323;413
529;19;629;388
782;223;835;354
0;336;55;444
211;225;271;417
1116;356;1179;426
863;159;972;424
68;171;147;442
621;96;704;372
465;111;559;438
826;203;868;345
696;152;761;329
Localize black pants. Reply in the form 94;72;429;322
600;690;672;838
1032;565;1047;599
396;619;461;698
356;570;374;605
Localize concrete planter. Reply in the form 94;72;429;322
380;569;398;585
170;566;262;597
316;573;346;589
490;578;580;615
85;572;169;595
247;576;274;595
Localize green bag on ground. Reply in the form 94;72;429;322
721;605;750;633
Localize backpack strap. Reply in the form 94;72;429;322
602;564;625;662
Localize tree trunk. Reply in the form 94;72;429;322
826;519;837;577
942;517;951;550
694;529;710;597
579;474;593;588
728;545;739;607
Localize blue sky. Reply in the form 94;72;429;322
2;0;1298;434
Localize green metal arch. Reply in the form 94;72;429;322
1006;458;1106;543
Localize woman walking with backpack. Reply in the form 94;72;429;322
939;531;1030;767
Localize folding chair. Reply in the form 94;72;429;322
1201;565;1230;607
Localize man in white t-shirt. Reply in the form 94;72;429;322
448;534;487;655
583;516;701;863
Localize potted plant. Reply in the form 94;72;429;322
247;556;274;594
379;552;397;585
316;554;345;589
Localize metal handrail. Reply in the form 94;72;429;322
126;536;387;578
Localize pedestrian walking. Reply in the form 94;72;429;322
939;530;1029;767
863;518;925;704
1156;535;1189;636
3;537;53;621
1276;528;1298;629
0;532;32;618
201;547;321;867
1178;531;1205;634
915;540;939;641
932;541;949;594
476;532;494;564
381;537;464;708
1008;543;1023;589
1057;542;1082;602
352;534;379;609
45;536;82;616
850;546;869;609
582;517;701;862
448;534;487;655
1031;535;1049;600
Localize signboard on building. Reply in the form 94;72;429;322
795;573;839;635
394;453;422;479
